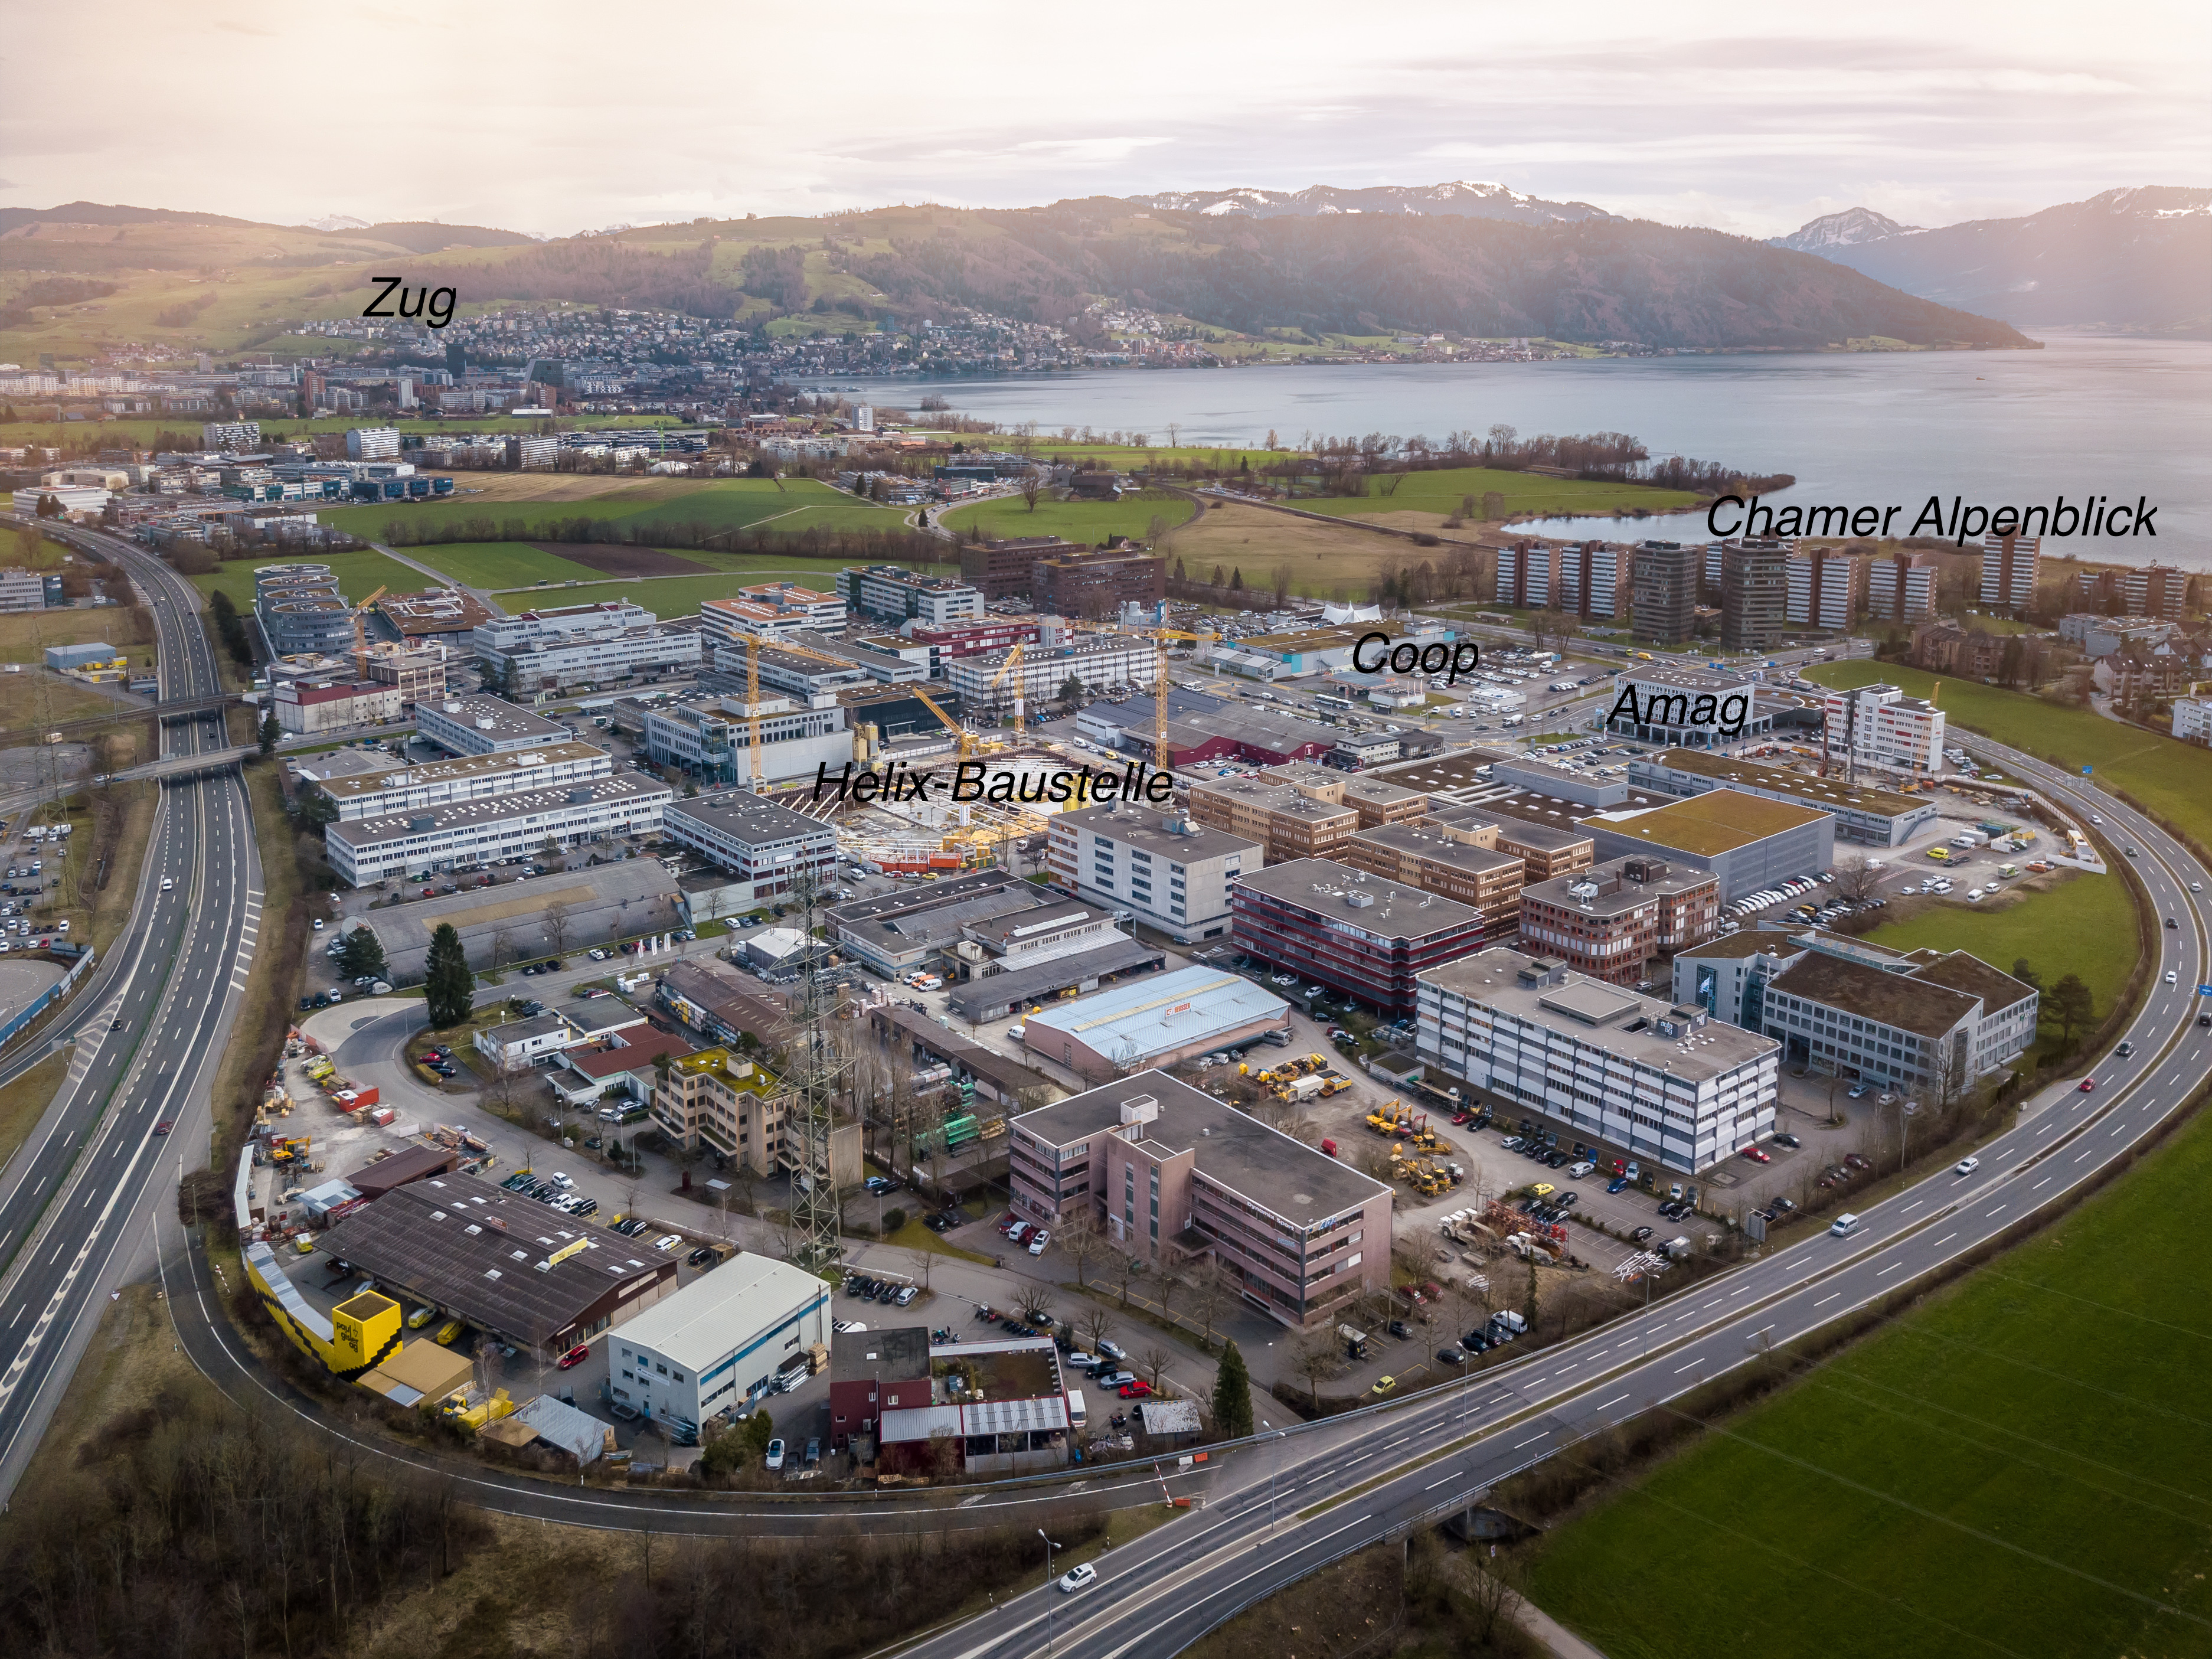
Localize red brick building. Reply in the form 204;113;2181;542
1517;855;1720;986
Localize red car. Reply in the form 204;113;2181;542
1116;1379;1152;1399
1739;1146;1771;1164
2079;1078;2096;1092
153;1120;174;1136
557;1344;592;1369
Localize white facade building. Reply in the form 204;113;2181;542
609;1253;833;1435
1978;533;2041;614
1416;947;1782;1174
661;791;839;904
698;584;848;648
835;564;982;627
345;427;401;461
472;601;700;692
201;421;261;452
946;638;1161;706
1819;682;1946;773
2173;687;2212;746
1785;548;1865;630
1045;805;1257;944
299;740;614;821
1865;555;1938;624
416;694;572;755
323;772;672;885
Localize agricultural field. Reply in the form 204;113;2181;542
191;548;426;612
1858;870;2134;1066
939;489;1194;547
1159;496;1494;602
1288;465;1701;524
0;604;156;668
1524;1089;2212;1659
397;542;608;589
1803;661;2212;850
318;475;907;546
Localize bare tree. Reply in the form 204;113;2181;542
1077;1306;1116;1356
1113;1253;1144;1309
490;923;514;975
1832;853;1883;904
1288;1326;1346;1411
1015;1284;1054;1327
543;898;571;956
1058;1209;1104;1286
901;1245;936;1294
1020;475;1042;512
1154;1267;1182;1328
1188;1258;1230;1346
1136;1344;1172;1392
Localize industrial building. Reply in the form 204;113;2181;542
270;678;404;735
1006;1072;1395;1328
661;790;839;907
1017;965;1291;1079
828;870;1057;977
943;935;1167;1023
416;694;571;755
608;1252;832;1435
1416;947;1782;1174
837;564;983;627
1341;821;1525;938
655;958;792;1050
244;1242;476;1406
867;1003;1064;1111
322;770;672;885
1577;788;1835;903
1516;856;1720;985
315;1180;678;1358
854;1330;1077;1475
615;691;852;786
1626;750;1940;847
357;861;681;979
1819;682;1948;774
298;740;613;821
1044;804;1258;944
1231;857;1491;1016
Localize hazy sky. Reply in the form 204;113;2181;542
2;1;2206;237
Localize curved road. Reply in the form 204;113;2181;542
119;703;2209;1652
0;518;259;1500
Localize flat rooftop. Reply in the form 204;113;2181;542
1190;778;1357;824
1022;965;1289;1053
1616;663;1756;691
1059;804;1260;866
1371;749;1516;793
420;695;570;744
1234;856;1486;939
326;770;672;849
1350;822;1523;877
1765;950;1982;1039
613;1251;828;1371
665;789;837;847
1012;1070;1388;1229
1420;948;1778;1083
1579;789;1829;857
1522;857;1714;916
1642;749;1922;817
310;740;608;804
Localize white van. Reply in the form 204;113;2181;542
1066;1388;1087;1431
1830;1213;1863;1237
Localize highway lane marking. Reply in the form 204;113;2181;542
1514;1431;1548;1446
1901;1201;1923;1214
1931;1233;1956;1247
1815;1294;1840;1307
1986;1205;2007;1218
1423;1474;1459;1490
1877;1263;1902;1276
1672;1360;1703;1374
2033;1177;2052;1191
1596;1393;1631;1412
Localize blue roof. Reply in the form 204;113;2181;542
1022;965;1287;1053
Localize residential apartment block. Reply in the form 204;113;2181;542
345;427;401;461
1631;541;1698;643
1006;1073;1394;1329
836;564;982;627
1232;857;1491;1015
648;1047;781;1165
1819;682;1947;773
1786;546;1866;631
1978;532;2041;614
1416;948;1781;1174
1865;553;1939;624
1045;804;1256;943
2171;685;2212;746
1497;541;1627;620
1516;856;1719;985
322;771;672;885
1718;538;1790;652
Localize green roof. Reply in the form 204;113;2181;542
1582;789;1829;857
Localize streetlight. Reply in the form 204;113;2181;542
1896;1098;1919;1175
1260;1418;1286;1531
1038;1529;1063;1653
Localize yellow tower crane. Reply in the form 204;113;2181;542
987;641;1027;739
349;586;388;677
909;685;980;759
744;632;766;793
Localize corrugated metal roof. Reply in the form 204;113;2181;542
881;1403;963;1442
963;1396;1069;1435
514;1394;608;1464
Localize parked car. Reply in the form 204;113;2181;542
652;1234;684;1251
1368;1375;1398;1397
1117;1379;1153;1399
1770;1132;1801;1149
764;1438;785;1471
557;1344;591;1369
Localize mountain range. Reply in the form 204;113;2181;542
1768;187;2208;329
1118;180;1615;225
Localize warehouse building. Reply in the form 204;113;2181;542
607;1252;832;1436
417;694;571;756
1006;1072;1394;1329
299;740;614;821
1232;858;1489;1017
944;936;1167;1024
661;790;839;907
1018;965;1290;1080
862;1331;1077;1476
1517;856;1720;986
316;1180;678;1358
1416;948;1781;1174
1577;788;1834;903
1626;750;1939;847
322;771;672;885
828;870;1053;977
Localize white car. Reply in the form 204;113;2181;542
653;1234;684;1252
832;1319;868;1335
2166;969;2179;985
589;948;609;961
550;1171;574;1188
1955;1157;1981;1175
1058;1563;1098;1594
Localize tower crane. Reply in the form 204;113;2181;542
744;631;766;792
349;586;388;678
986;641;1027;739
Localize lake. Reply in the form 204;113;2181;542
805;333;2212;569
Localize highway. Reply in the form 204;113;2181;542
0;518;260;1500
125;699;2211;1653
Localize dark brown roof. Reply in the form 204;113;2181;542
1909;951;2037;1013
1766;952;1978;1039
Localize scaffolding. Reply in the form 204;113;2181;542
772;868;847;1270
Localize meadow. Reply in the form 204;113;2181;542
317;476;909;546
1524;1088;2212;1659
1288;465;1700;522
939;489;1195;547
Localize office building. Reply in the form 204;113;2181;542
836;564;983;628
270;678;405;735
1578;788;1834;902
1819;682;1947;774
958;537;1083;602
1018;966;1291;1077
416;694;571;755
0;569;53;612
1786;546;1866;631
1185;776;1358;865
727;640;876;703
253;562;355;656
1979;533;2041;615
316;1181;677;1360
1866;553;1939;624
1232;857;1491;1016
1631;541;1699;643
909;617;1044;667
1044;804;1257;944
201;421;261;452
1718;539;1790;652
698;583;848;648
1627;750;1939;847
829;870;1053;976
619;693;850;786
471;601;701;691
609;1253;832;1436
660;791;839;906
647;1047;782;1164
1341;821;1525;938
374;587;497;644
345;427;401;462
1031;546;1166;618
1006;1072;1394;1328
944;637;1161;708
1516;856;1719;985
1603;664;1773;749
1418;948;1780;1173
358;639;452;705
322;771;672;885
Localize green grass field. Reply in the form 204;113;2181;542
493;573;798;618
939;489;1194;547
1287;466;1700;521
1524;1088;2212;1658
191;548;428;612
397;541;608;588
317;476;909;546
1803;662;2212;850
1858;872;2133;1066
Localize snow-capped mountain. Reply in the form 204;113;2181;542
303;213;371;233
1767;207;1923;252
1121;181;1615;225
